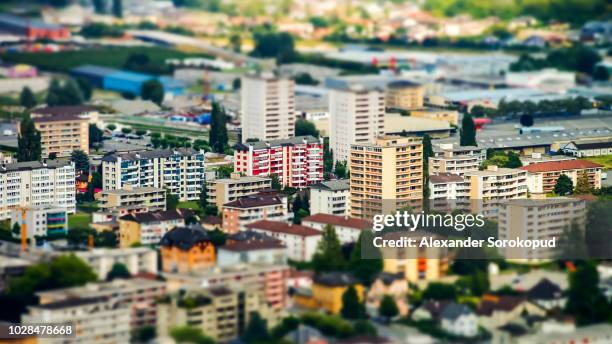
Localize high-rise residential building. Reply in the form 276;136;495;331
10;206;68;240
498;198;587;260
429;143;486;176
98;185;166;213
118;209;194;247
241;72;295;141
385;80;424;111
349;135;423;218
463;165;529;216
30;105;96;158
207;173;272;209
102;148;205;201
520;160;603;196
329;85;385;163
309;179;350;216
163;263;290;309
0;160;75;220
36;278;167;332
233;136;324;189
157;285;281;342
22;296;131;344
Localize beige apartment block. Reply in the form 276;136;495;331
241;72;295;141
207;172;272;209
98;185;166;213
349;135;423;218
410;108;459;126
464;165;529;216
330;85;385;163
386;80;424;111
32;115;89;158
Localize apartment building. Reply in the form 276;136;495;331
22;296;131;344
222;193;289;233
157;286;280;342
241;72;295;141
234;136;324;189
410;108;459;126
74;247;157;280
329;85;385;163
218;236;286;266
163;263;290;309
207;173;271;209
385;80;424;111
98;185;166;213
382;232;449;283
520;160;603;195
349;135;423;218
10;206;68;240
294;272;364;315
160;226;216;273
430;143;487;176
102;148;205;201
30;111;90;158
309;179;350;216
464;165;528;216
498;198;587;260
302;213;373;245
429;173;466;200
36;278;166;331
118;209;193;247
246;220;322;261
0;160;75;220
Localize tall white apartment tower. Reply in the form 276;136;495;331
329;85;385;163
241;72;295;141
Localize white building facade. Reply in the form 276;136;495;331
309;179;350;216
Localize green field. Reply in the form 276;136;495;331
68;212;92;229
177;201;201;211
0;46;207;74
583;155;612;169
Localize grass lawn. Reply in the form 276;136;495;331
177;201;201;211
583;155;612;169
0;46;209;74
68;212;92;229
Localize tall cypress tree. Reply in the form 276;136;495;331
209;102;228;153
460;113;477;146
17;115;42;162
422;134;433;206
112;0;123;17
312;225;345;273
20;87;37;109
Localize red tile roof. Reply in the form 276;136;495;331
520;159;602;173
221;239;285;252
246;220;321;237
302;213;373;230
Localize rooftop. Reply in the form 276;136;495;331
120;209;194;224
309;179;350;191
0;160;72;172
101;186;164;195
33;296;108;310
302;213;373;230
429;173;464;184
223;195;283;208
32;114;88;123
440;303;474;321
159;226;212;250
102;148;203;162
520;159;603;173
246;220;321;237
221;238;285;252
234;135;321;151
313;272;358;287
31;105;98;116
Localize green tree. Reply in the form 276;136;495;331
93;0;106;13
209;102;228;153
295;118;319;137
216;165;233;179
353;319;377;336
19;87;37;109
422;282;457;300
166;190;179;210
48;254;98;288
232;78;241;90
422;134;433;204
76;77;93;101
379;294;399;319
46;78;62;106
46;78;84;106
89;124;104;149
112;0;123;17
199;183;209;212
251;31;296;63
270;316;300;339
505;152;523;168
312;225;346;273
293;73;318;85
106;262;131;280
341;285;365;319
12;223;21;236
242;311;269;343
270;174;282;191
566;261;611;325
132;326;156;343
460;113;477;146
70;150;90;174
520;113;534;127
141;80;164;105
229;33;241;52
323;137;333;179
574;171;591;195
17;115;42;162
349;231;382;286
554;174;573;196
121;127;132;134
557;221;588;260
107;124;116;131
170;327;215;344
334;161;347;179
593;66;610;81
